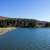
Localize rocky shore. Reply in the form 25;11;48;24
0;27;16;35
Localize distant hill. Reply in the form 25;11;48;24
0;16;49;23
0;16;49;27
0;16;7;20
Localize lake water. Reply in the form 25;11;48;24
0;28;50;50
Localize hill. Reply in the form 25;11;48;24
0;16;49;27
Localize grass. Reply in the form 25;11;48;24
0;27;16;35
0;27;16;29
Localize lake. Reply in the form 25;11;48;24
0;28;50;50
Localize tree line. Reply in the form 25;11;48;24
0;18;50;28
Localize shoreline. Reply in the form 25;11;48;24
0;27;16;35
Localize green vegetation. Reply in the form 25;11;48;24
0;18;16;27
44;23;50;27
0;18;50;28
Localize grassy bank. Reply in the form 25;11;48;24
0;27;16;29
0;27;16;35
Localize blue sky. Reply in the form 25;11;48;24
0;0;50;21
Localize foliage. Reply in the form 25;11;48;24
0;18;50;28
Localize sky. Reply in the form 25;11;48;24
0;0;50;21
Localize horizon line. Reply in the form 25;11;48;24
0;16;50;22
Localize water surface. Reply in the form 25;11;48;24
0;28;50;50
